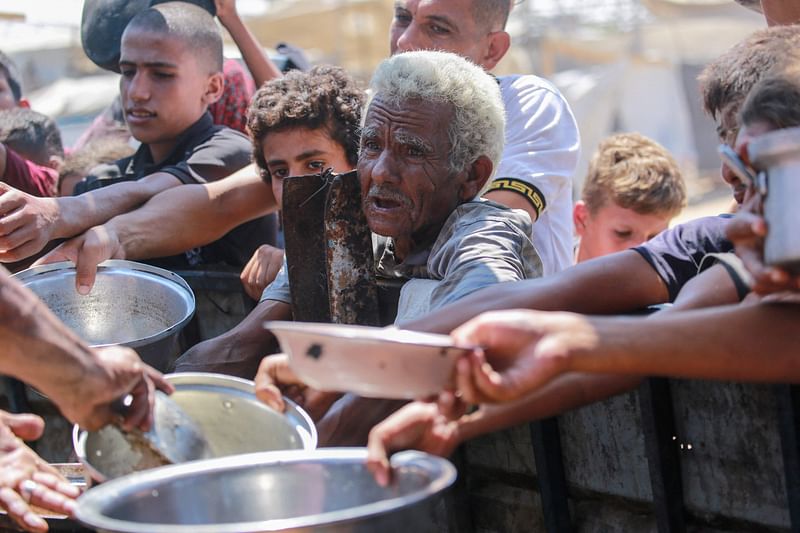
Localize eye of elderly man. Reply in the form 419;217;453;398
358;95;488;259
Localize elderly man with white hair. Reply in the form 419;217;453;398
252;50;542;324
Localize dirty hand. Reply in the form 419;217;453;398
240;245;284;301
254;354;341;421
33;224;124;295
726;192;800;294
0;411;80;533
450;310;595;404
0;183;60;263
43;346;172;433
366;401;463;487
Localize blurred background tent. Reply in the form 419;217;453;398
0;0;765;209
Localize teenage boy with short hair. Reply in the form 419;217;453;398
0;2;270;269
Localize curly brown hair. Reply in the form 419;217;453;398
247;65;365;182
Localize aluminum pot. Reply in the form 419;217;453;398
13;260;195;370
748;126;800;273
74;448;456;533
73;373;317;484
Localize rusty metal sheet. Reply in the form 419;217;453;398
282;172;331;323
324;170;380;326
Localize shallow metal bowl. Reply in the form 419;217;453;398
75;448;456;533
74;373;317;483
13;260;195;369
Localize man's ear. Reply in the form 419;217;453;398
461;155;493;201
573;200;589;237
203;72;225;106
480;31;510;70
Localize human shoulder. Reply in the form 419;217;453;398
497;74;570;112
444;199;534;237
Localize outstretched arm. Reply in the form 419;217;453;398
399;249;669;334
216;0;282;87
36;166;277;292
452;303;800;405
0;172;181;262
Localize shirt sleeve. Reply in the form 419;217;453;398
160;128;253;185
426;208;543;311
2;147;57;197
260;256;292;304
491;76;580;219
633;215;734;301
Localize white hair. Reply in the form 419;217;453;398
364;50;505;192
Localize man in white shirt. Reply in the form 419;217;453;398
390;0;581;275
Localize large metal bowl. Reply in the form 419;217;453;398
74;373;317;484
75;448;456;533
13;260;195;370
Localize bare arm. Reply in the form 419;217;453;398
215;0;282;88
453;303;800;405
399;249;669;333
569;303;800;381
107;167;275;260
0;172;181;262
36;166;277;292
670;263;742;311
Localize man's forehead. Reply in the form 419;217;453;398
395;0;476;23
365;96;453;127
120;27;191;63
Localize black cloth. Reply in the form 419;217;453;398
77;113;250;191
75;112;277;269
633;215;734;302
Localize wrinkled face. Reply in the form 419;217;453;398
575;201;671;262
358;96;467;241
119;27;219;160
260;127;353;208
0;74;15;110
390;0;492;67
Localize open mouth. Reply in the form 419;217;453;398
127;109;156;120
373;197;404;210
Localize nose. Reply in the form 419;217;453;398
394;25;421;53
370;150;401;186
125;72;150;103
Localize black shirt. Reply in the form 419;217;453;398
633;215;734;302
76;112;277;269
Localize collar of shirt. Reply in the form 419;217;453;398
123;112;215;178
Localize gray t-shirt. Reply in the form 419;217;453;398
262;199;542;318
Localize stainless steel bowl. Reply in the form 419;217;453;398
13;260;195;370
74;373;317;484
74;448;456;533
